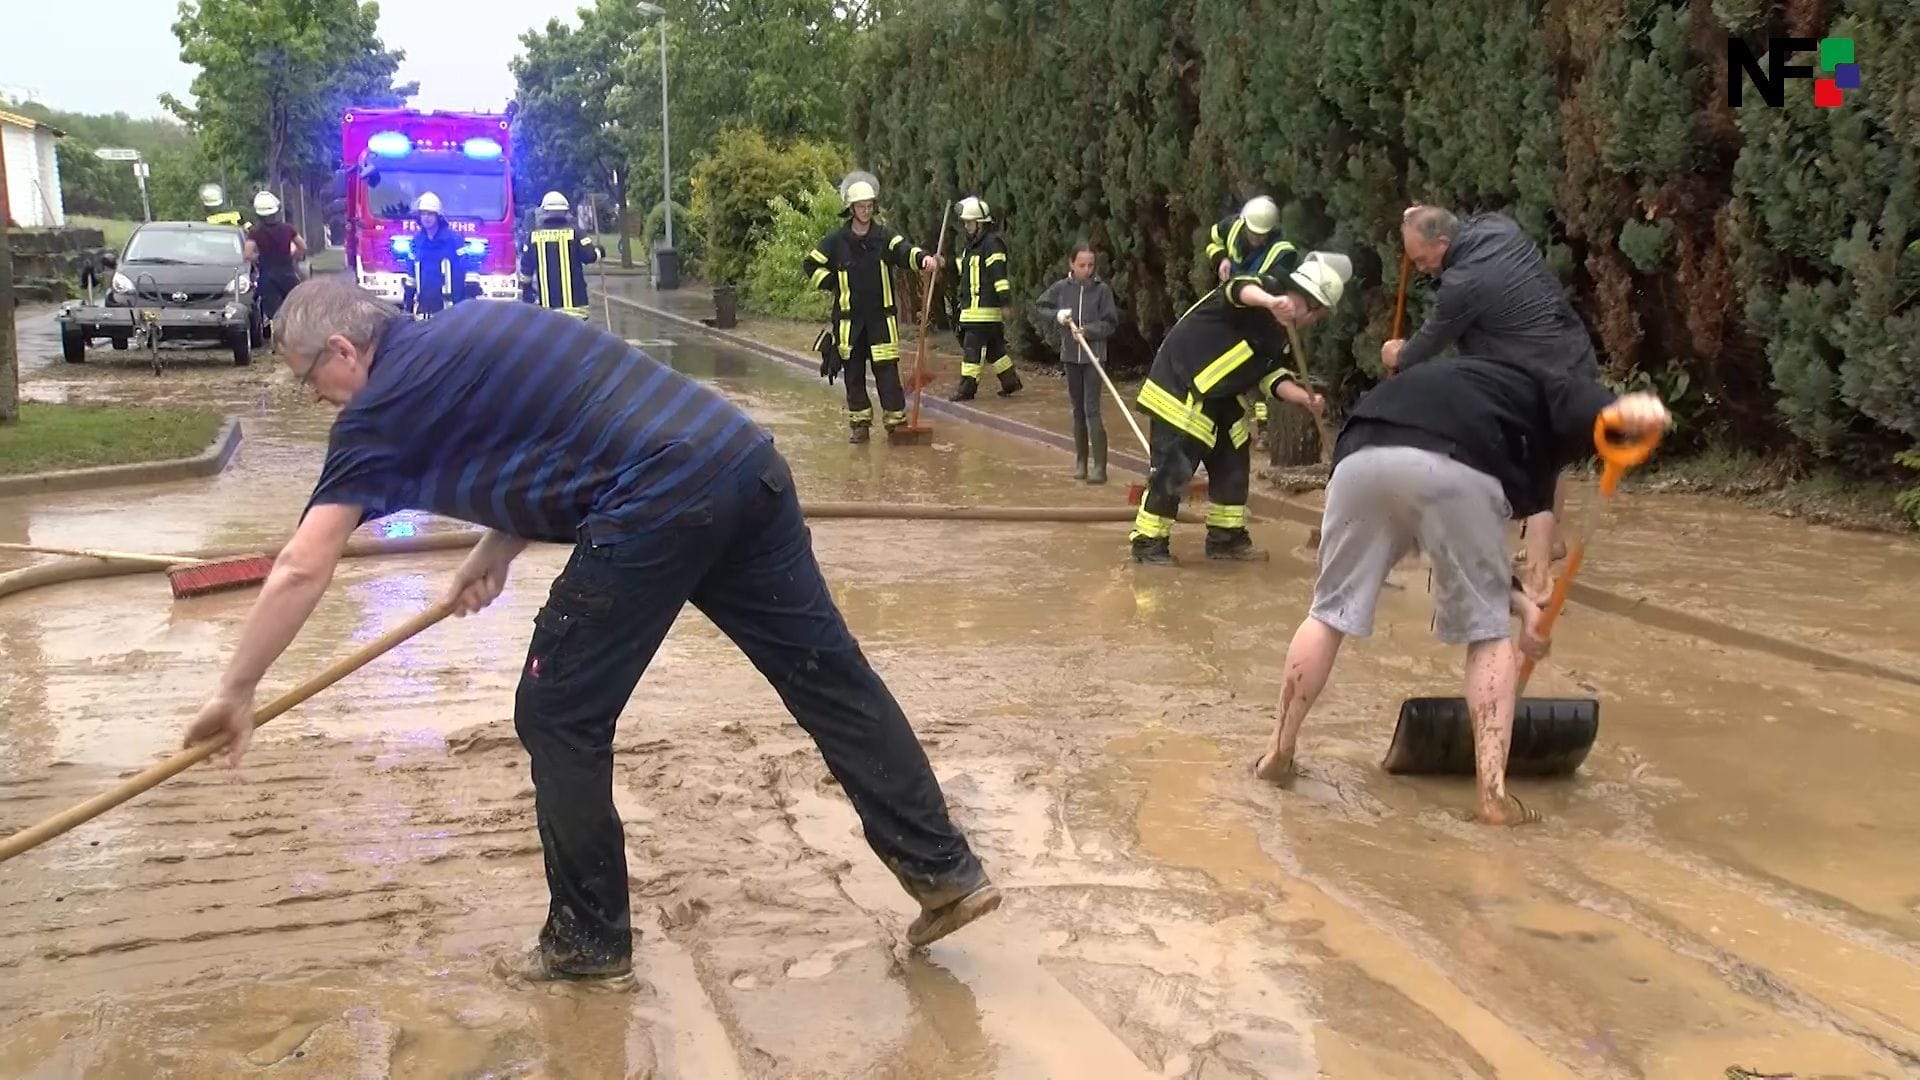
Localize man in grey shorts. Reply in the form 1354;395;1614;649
1380;205;1603;590
1254;352;1670;826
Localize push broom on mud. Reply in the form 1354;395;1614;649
0;542;275;599
1379;413;1663;777
889;200;953;446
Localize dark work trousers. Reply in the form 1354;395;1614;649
843;323;906;427
513;441;982;969
1064;363;1106;438
257;271;300;322
1139;402;1251;526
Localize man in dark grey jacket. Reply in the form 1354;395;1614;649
1031;243;1122;483
1382;206;1600;576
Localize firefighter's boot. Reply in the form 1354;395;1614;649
995;366;1024;397
1072;418;1090;480
1086;429;1109;484
949;377;979;402
1131;536;1175;566
849;422;871;444
1205;526;1269;562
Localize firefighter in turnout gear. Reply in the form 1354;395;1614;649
802;172;942;442
1205;196;1295;448
519;190;599;317
401;192;471;317
949;196;1023;401
1130;251;1352;565
201;183;243;227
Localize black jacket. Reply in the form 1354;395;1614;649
802;222;927;326
1400;213;1597;375
1334;354;1616;518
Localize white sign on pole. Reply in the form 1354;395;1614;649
94;148;141;162
133;162;150;179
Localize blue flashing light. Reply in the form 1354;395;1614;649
390;234;413;257
460;237;489;257
462;137;503;161
367;131;413;158
383;520;418;539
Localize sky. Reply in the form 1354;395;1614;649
1;0;588;118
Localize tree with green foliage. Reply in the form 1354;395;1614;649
162;0;415;191
743;180;843;319
10;102;197;221
689;128;845;285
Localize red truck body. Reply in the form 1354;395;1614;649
339;108;519;302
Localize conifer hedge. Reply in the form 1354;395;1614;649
846;0;1920;468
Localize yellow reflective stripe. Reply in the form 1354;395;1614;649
848;406;873;421
1229;419;1251;448
968;254;980;309
990;354;1014;374
1258;366;1298;398
1253;399;1269;420
808;248;829;263
837;270;849;304
1206;504;1247;528
534;239;551;308
838;317;851;359
993;279;1011;293
1137;380;1216;445
881;265;893;308
1130;507;1175;540
959;307;1004;323
887;315;898;343
888;235;904;250
1193;340;1254;394
1206;223;1226;261
1255;240;1297;277
883;409;907;424
985;252;1007;266
959;360;983;378
1228;219;1245;262
809;269;830;287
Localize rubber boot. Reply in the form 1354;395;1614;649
1131;536;1175;565
995;366;1024;397
950;376;979;402
849;422;871;444
1086;429;1108;484
1071;419;1090;480
1205;526;1268;562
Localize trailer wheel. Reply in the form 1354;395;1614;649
61;325;87;364
229;328;253;367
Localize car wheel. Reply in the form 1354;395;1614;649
248;309;266;348
61;324;87;364
110;334;130;351
230;328;253;367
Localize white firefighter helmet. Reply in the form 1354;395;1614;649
956;195;992;223
839;170;880;208
199;183;225;209
540;190;570;214
1241;195;1280;235
414;191;443;215
252;190;281;216
1290;251;1353;310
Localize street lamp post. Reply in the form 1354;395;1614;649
635;1;675;288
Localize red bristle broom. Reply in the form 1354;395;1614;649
0;542;275;599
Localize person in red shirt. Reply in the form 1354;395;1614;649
245;191;307;327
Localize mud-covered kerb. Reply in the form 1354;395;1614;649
610;294;1920;692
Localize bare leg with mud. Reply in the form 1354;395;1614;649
1464;637;1530;826
1255;617;1344;782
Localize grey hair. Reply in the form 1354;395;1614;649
274;277;400;361
1405;205;1460;244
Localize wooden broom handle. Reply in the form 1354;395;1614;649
1391;248;1411;341
0;541;193;568
0;602;454;863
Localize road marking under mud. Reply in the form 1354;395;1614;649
782;787;1160;1079
611;786;747;1080
1111;728;1574;1079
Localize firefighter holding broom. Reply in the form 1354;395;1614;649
1252;346;1671;826
948;196;1024;401
1205;196;1296;449
1128;251;1351;565
802;172;943;442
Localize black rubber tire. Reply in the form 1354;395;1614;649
60;325;86;364
248;309;266;348
230;328;253;367
1381;697;1600;778
109;334;129;351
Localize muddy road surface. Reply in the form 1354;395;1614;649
2;302;1917;1078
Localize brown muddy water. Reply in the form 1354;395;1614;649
1;303;1916;1078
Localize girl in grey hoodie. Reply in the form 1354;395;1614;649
1031;244;1121;482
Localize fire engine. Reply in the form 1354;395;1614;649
336;108;521;304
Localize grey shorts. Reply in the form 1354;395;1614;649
1310;445;1513;645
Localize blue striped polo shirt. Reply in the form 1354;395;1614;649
308;300;771;543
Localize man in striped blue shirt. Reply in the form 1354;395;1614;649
182;279;1001;980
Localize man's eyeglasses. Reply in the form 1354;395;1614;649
293;350;329;390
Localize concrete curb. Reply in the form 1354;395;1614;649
0;416;244;499
610;294;1920;690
